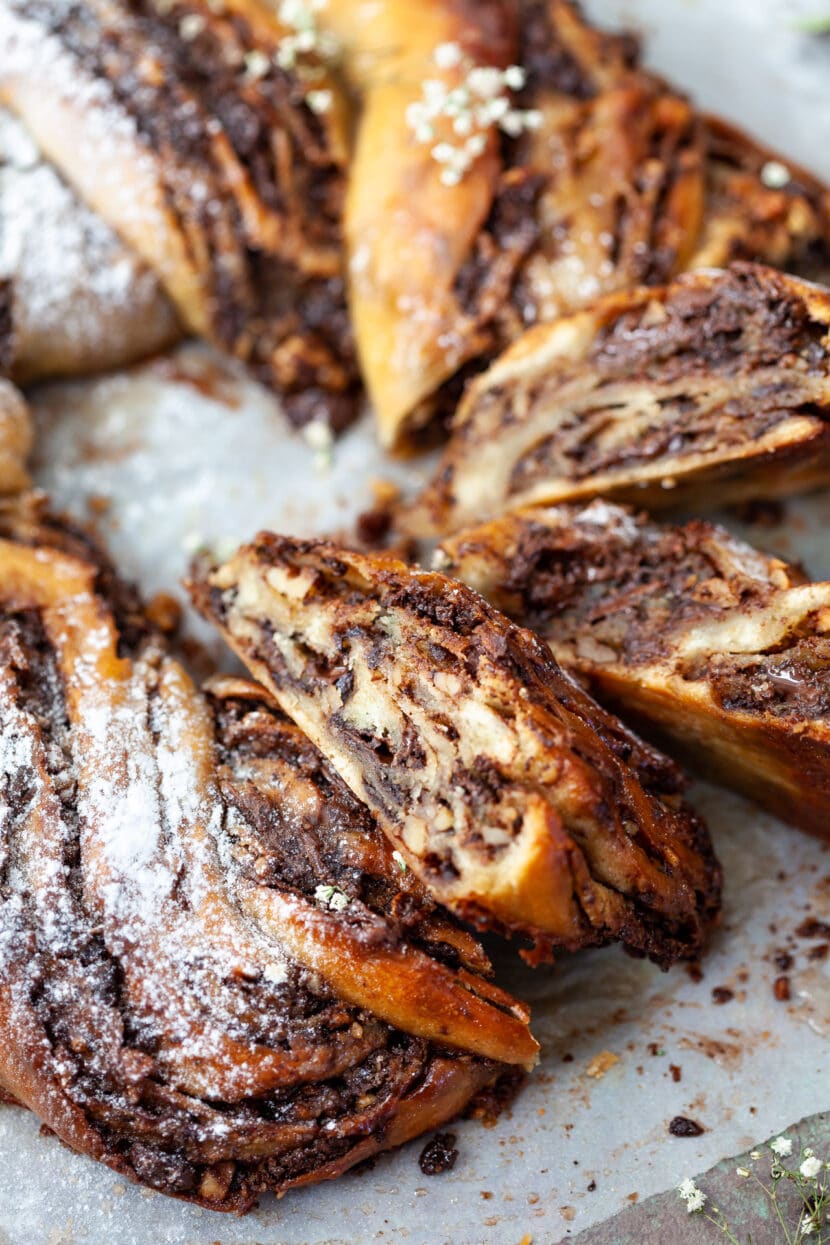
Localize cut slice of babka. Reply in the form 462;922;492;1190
439;500;830;838
191;534;722;966
404;265;830;535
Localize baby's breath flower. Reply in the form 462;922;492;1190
179;12;206;40
243;49;271;82
761;159;791;189
736;1167;750;1178
503;64;527;90
407;44;541;187
434;41;463;69
306;88;333;114
678;1178;706;1213
750;1150;762;1160
275;0;339;103
800;1155;823;1179
770;1136;793;1157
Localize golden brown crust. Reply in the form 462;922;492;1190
0;0;359;428
0;505;534;1213
404;264;830;535
322;0;704;446
0;378;31;494
319;0;520;445
325;0;829;447
191;534;721;966
515;1;704;320
439;501;830;838
691;115;830;281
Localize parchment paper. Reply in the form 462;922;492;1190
4;3;830;1241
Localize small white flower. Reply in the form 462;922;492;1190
800;1155;823;1180
179;13;206;39
306;89;333;114
464;132;488;159
503;64;527;90
392;850;408;874
750;1151;762;1160
276;41;298;69
678;1178;706;1211
409;48;541;186
770;1136;793;1158
434;41;463;69
467;66;504;99
736;1167;750;1178
801;1216;818;1236
243;49;271;81
761;159;791;189
422;78;448;105
431;142;457;165
482;96;510;123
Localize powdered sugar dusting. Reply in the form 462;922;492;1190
0;0;180;375
0;108;175;375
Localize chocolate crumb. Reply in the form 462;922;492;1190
356;506;393;549
686;962;704;983
419;1133;459;1176
669;1116;705;1137
774;951;794;971
146;592;182;636
711;987;734;1005
808;943;830;962
587;1180;597;1192
669;1064;682;1083
796;919;830;939
774;975;792;1001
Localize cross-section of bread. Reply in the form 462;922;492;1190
0;107;181;383
0;0;359;428
405;264;830;535
692;116;830;283
0;378;31;494
0;498;534;1212
439;501;830;838
319;0;704;446
191;535;721;966
318;1;830;448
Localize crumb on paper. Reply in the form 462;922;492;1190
418;1132;458;1175
585;1050;619;1080
774;974;792;1001
145;592;182;636
86;493;111;517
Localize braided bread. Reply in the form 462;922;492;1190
0;497;535;1210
